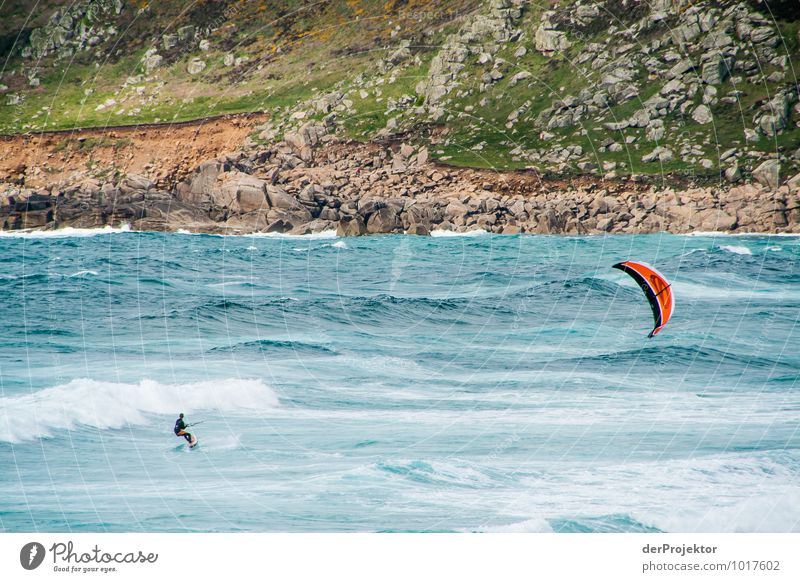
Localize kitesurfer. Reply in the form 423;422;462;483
174;413;193;443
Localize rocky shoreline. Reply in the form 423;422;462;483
2;122;799;236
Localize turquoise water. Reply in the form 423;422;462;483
1;228;799;532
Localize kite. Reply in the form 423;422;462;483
613;261;674;338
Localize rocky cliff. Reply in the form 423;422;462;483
1;0;799;234
3;123;798;235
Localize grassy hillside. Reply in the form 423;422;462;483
1;0;798;180
0;0;474;130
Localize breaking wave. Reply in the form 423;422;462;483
0;378;279;443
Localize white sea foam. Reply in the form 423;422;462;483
642;489;800;533
0;378;279;443
0;227;339;240
687;231;800;237
315;240;349;251
719;245;753;255
493;453;800;533
67;270;99;277
481;518;554;533
430;229;489;238
0;224;131;238
188;433;244;452
161;229;339;239
628;455;800;533
206;274;256;288
673;280;790;300
244;229;337;239
206;280;254;288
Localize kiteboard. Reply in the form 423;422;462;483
188;435;199;448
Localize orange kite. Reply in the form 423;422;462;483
613;261;674;338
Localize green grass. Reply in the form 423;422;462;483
422;4;800;176
1;0;798;179
340;60;433;139
0;0;473;134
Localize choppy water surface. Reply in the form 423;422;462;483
1;229;798;532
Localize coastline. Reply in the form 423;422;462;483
2;225;799;239
2;126;799;236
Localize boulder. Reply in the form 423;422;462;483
391;157;407;174
596;217;614;231
402;203;437;228
417;147;429;166
265;184;301;210
508;199;526;218
510;71;532;86
121;174;154;193
319;207;340;221
337;215;367;237
575;3;600;23
187;58;206;75
700;211;737;231
218;173;268;212
641;147;674;163
406;223;431;236
691;104;713;125
750;26;777;45
752;159;781;190
444;200;469;221
143;53;162;73
667;59;695;79
181;160;224;205
399;143;414;159
646;120;666;142
267;207;312;225
265;219;293;233
660;79;684;96
177;25;196;42
701;54;734;85
759;115;783;137
671;22;701;45
163;34;178;50
283;122;328;162
357;199;385;218
603;120;630;131
366;207;401;234
701;30;733;51
724;163;741;183
629;109;651;128
534;25;570;54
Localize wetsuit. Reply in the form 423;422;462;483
174;418;192;443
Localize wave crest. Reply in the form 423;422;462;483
0;378;279;443
0;225;131;239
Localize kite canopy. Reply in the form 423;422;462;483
613;261;674;337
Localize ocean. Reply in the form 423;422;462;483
1;228;798;532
